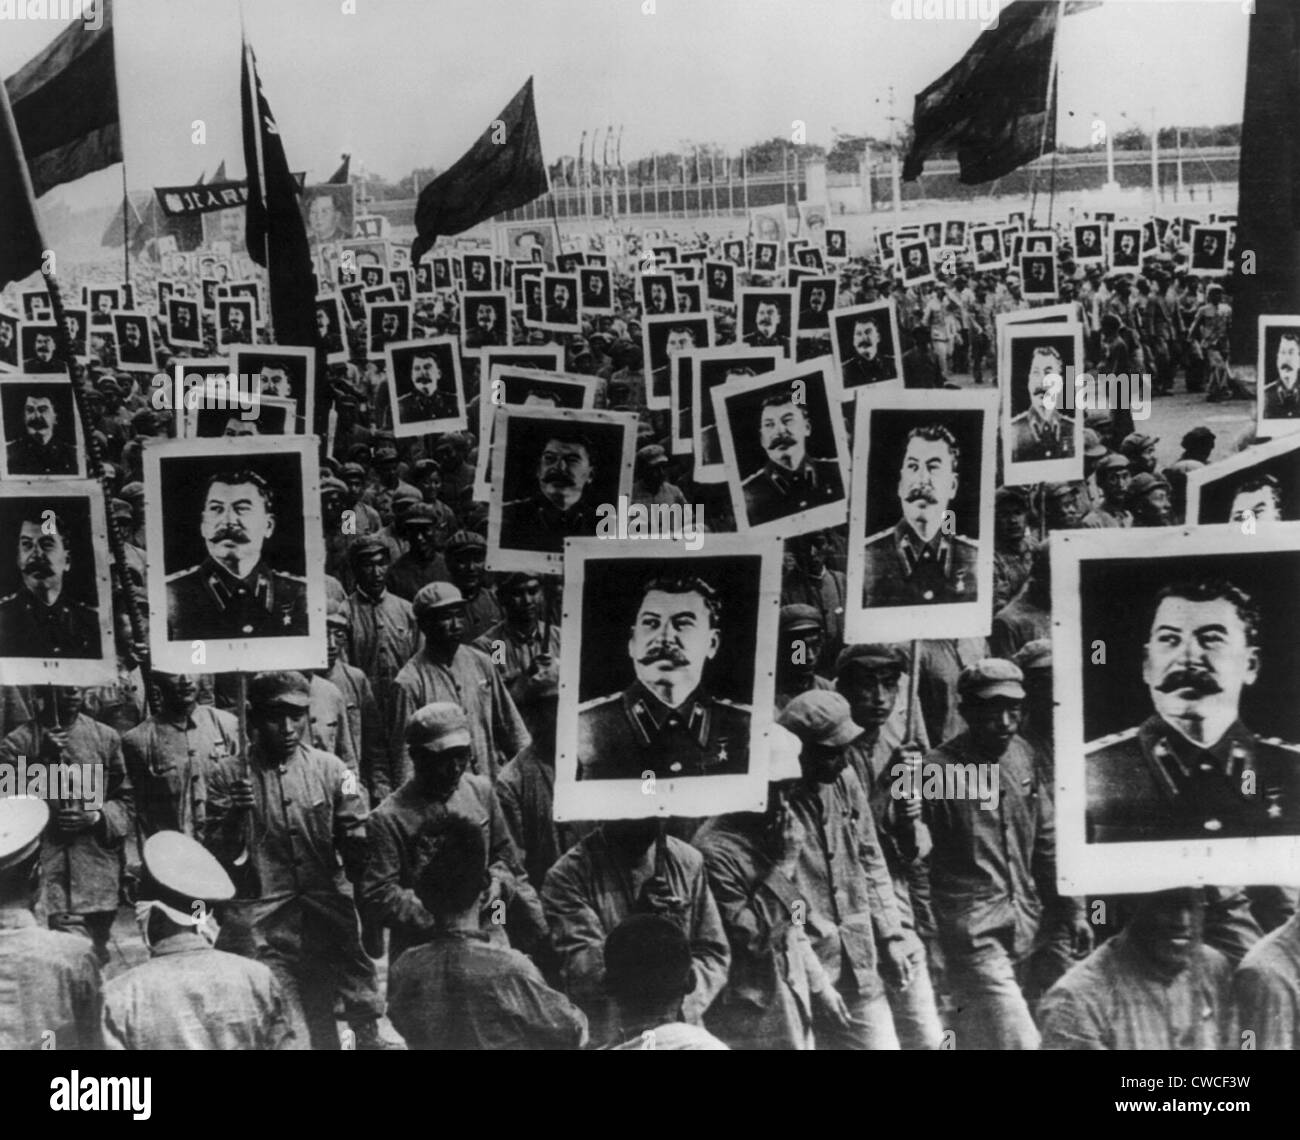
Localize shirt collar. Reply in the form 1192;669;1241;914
763;457;816;495
150;931;213;958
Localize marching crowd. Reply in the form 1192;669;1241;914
1;213;1296;1052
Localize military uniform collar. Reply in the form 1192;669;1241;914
762;457;817;496
893;520;951;575
1272;382;1300;408
150;931;213;957
623;681;710;749
533;492;591;525
1141;715;1253;783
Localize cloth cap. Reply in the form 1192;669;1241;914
402;503;440;527
405;702;472;752
341;462;366;480
142;831;235;905
1121;432;1159;455
320;475;348;496
779;604;823;633
995;486;1030;510
1012;639;1052;673
777;690;859;748
637;444;669;467
109;498;133;521
247;670;312;710
0;797;48;872
446;530;486;555
348;535;389;565
1130;472;1171;497
412;581;465;618
1096;453;1130;473
835;643;907;678
326;596;352;626
1082;429;1108;459
374;445;399;462
1181;426;1215;449
958;658;1025;702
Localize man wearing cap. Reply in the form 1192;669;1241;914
739;392;845;528
923;659;1087;1049
347;538;422;792
0;687;134;965
473;572;563;716
542;815;730;1048
763;690;916;1048
203;671;386;1049
386;503;451;601
363;702;544;964
834;647;944;1050
631;444;686;509
389;582;529;785
578;573;751;780
1011;640;1054;781
5;389;79;476
122;672;239;837
444;530;504;640
774;604;834;712
781;531;847;676
860;424;979;607
500;429;603;553
386;813;585;1049
991;540;1052;660
1087;577;1300;843
1040;889;1235;1050
496;674;590;891
692;723;844;1049
1128;472;1174;527
102;831;295;1049
1081;453;1134;528
1120;432;1159;477
363;444;420;529
323;598;389;806
165;468;309;642
0;798;103;1049
992;487;1039;613
340;463;382;535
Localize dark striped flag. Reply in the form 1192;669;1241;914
4;0;121;198
0;78;46;290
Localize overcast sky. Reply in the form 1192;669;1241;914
1;0;1250;209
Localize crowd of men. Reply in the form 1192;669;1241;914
1;209;1297;1052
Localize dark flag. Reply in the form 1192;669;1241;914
902;0;1061;184
1231;0;1300;365
4;0;121;199
410;76;548;265
212;158;228;182
0;79;45;290
240;33;325;439
328;153;351;184
240;36;315;347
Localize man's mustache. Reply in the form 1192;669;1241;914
639;644;690;668
906;487;938;505
211;525;250;544
767;433;797;450
26;416;51;429
543;470;576;486
1158;668;1222;696
22;558;53;577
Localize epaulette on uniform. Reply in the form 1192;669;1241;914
1085;725;1140;752
1260;736;1300;756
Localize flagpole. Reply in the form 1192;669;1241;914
120;165;131;286
1030;0;1064;226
